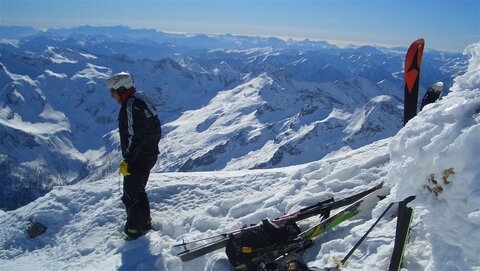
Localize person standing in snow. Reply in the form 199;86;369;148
107;72;161;239
420;81;443;111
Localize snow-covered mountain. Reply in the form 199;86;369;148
0;42;478;271
0;26;468;210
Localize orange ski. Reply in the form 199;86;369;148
403;38;425;126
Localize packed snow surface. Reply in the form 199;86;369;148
1;43;479;271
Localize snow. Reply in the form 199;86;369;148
450;43;480;93
386;43;480;270
0;38;479;271
44;70;68;79
3;65;38;87
70;63;111;82
47;46;78;64
0;39;19;47
79;53;98;60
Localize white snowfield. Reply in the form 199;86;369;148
1;43;479;271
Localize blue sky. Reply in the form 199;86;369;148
1;0;478;52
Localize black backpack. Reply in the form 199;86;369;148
226;219;301;270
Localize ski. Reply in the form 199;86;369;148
234;185;390;270
298;185;390;241
388;196;415;271
404;38;425;126
399;42;430;266
284;182;385;223
176;183;384;262
177;236;230;261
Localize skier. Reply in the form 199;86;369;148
107;72;161;239
420;81;443;111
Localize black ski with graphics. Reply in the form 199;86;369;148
388;196;415;271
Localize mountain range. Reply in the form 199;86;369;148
0;25;468;210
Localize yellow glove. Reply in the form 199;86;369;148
119;161;131;176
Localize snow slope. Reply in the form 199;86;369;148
387;42;480;271
1;43;479;271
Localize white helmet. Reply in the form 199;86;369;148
431;81;443;92
107;72;134;91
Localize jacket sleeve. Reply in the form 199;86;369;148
122;98;146;163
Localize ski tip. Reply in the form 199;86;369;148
411;38;425;45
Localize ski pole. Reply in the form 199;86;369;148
117;171;123;197
336;202;395;267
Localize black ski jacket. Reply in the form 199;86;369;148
420;88;442;111
118;90;161;164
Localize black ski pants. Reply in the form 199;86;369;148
121;157;157;234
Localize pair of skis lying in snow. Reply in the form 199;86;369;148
174;182;414;271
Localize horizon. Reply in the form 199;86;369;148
1;0;479;52
0;24;427;51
